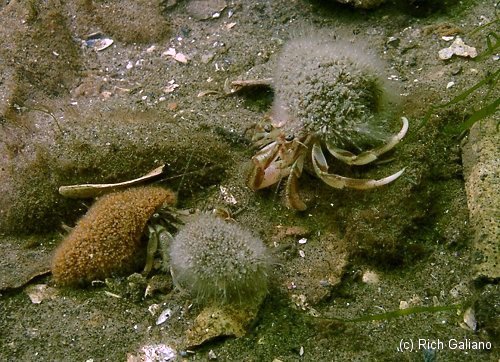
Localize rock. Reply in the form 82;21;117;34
461;117;499;280
185;305;258;347
0;236;52;291
361;270;380;285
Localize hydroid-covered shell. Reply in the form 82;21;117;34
170;213;269;306
51;186;176;286
272;35;400;150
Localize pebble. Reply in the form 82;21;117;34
208;350;217;360
361;270;380;285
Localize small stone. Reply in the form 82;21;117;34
451;66;462;75
208;350;217;360
361;270;380;285
399;300;410;310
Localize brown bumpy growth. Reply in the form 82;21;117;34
51;186;176;286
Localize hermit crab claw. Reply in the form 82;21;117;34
326;117;409;165
311;142;405;190
247;141;292;190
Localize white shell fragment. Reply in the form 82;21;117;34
462;307;477;331
85;33;114;52
220;185;237;205
163;80;179;93
156;308;172;325
298;238;307;244
208;350;217;360
162;47;189;64
438;37;477;60
148;303;161;316
128;344;176;361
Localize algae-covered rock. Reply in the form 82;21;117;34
0;106;231;235
462;118;499;280
185;305;259;348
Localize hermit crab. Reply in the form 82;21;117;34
244;35;409;210
52;166;180;286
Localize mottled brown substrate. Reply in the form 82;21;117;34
51;186;176;286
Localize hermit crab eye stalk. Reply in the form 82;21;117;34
285;134;294;142
264;124;273;133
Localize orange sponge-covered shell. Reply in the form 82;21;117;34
52;186;176;286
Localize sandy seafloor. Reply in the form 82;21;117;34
0;0;498;361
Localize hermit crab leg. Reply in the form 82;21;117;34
251;141;281;169
285;154;307;211
143;225;159;276
248;141;285;190
326;117;409;165
312;142;405;189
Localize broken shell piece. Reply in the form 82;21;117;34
59;164;166;198
438;37;477;60
85;33;114;51
127;344;176;362
163;80;179;93
462;307;477;331
162;47;189;64
225;78;273;94
220;185;237;205
156;308;173;325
